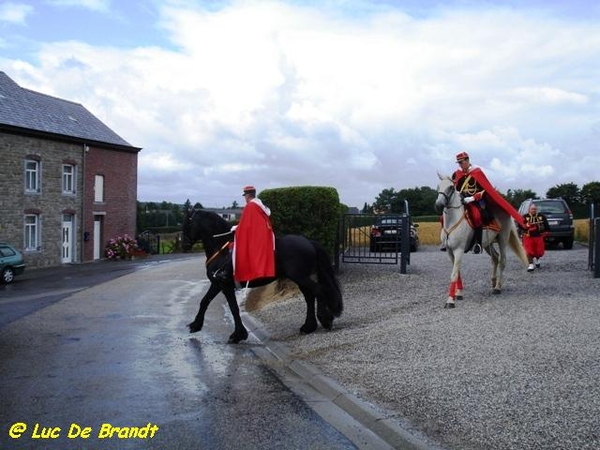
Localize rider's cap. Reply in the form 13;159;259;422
456;151;469;162
242;185;256;196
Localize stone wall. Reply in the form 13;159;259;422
0;132;83;268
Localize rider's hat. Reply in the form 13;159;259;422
242;185;256;196
455;151;469;163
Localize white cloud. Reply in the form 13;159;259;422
5;0;600;206
0;2;33;24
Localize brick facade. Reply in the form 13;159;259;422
82;146;138;262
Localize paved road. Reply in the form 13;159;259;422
0;256;390;450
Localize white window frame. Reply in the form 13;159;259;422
24;214;40;251
94;175;104;203
62;164;76;194
25;159;40;193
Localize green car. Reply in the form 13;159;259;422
0;242;26;284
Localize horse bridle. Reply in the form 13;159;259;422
438;185;462;209
439;184;467;237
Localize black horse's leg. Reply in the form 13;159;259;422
297;280;319;334
316;293;334;331
188;282;222;333
222;285;249;344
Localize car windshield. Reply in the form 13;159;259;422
535;201;567;214
0;247;16;257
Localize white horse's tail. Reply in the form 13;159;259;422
509;226;528;267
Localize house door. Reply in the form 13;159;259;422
93;216;103;260
61;215;74;263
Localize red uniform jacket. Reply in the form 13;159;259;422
233;199;275;282
453;166;525;228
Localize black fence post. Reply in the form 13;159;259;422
594;218;600;279
400;214;409;274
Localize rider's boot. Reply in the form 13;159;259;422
473;228;482;254
467;228;482;254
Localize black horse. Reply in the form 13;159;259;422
182;209;343;343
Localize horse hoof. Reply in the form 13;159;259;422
317;313;334;330
300;323;317;334
188;322;201;333
228;328;249;344
456;295;463;301
493;289;501;295
444;302;455;309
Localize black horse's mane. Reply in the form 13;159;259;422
185;209;232;254
198;209;232;232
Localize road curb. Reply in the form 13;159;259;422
242;312;442;450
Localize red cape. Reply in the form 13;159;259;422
462;167;525;228
233;200;275;282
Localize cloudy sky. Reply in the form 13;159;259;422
2;0;599;208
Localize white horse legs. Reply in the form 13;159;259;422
445;251;464;308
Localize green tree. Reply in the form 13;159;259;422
373;186;438;216
373;188;399;213
580;181;600;205
398;186;438;216
505;189;538;208
546;183;580;204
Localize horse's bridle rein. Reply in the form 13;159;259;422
205;240;231;267
439;185;467;238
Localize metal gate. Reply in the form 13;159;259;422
337;214;411;274
137;230;161;255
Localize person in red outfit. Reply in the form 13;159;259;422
232;185;275;282
521;203;550;272
452;152;525;253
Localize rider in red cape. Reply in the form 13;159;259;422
232;185;276;282
452;152;525;252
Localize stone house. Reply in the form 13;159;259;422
0;71;141;268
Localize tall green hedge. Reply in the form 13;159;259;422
259;186;341;257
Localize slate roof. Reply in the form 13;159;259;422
0;71;140;152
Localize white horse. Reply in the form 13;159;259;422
435;173;528;308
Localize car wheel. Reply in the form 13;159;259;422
2;267;15;284
562;236;574;250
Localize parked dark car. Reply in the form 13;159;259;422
369;216;419;252
517;198;574;249
0;242;26;283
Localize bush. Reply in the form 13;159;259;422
105;235;139;260
260;186;341;257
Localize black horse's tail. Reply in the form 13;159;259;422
312;241;343;317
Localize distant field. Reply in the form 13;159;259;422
416;218;589;246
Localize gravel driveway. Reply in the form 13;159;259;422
249;244;600;450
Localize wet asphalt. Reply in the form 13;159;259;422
0;255;403;450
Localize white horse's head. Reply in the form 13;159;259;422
435;173;457;214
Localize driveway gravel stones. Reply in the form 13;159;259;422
249;244;600;450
